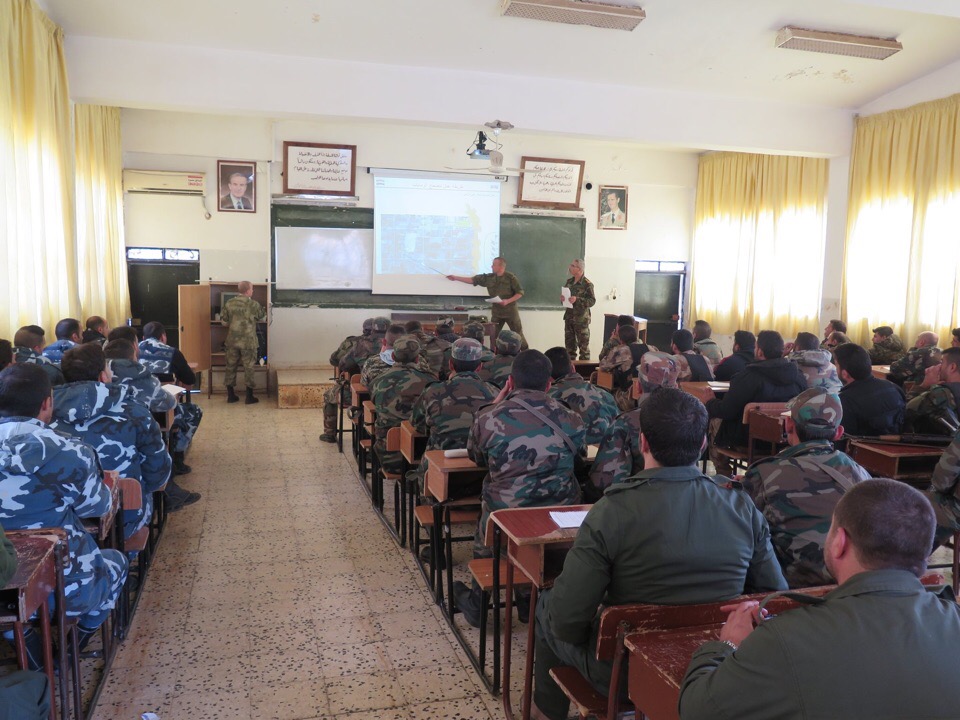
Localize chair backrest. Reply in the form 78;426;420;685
120;477;143;511
362;400;376;426
385;426;401;452
743;402;788;425
596;369;615;390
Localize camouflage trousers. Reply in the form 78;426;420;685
565;319;591;360
173;402;203;453
930;490;960;548
224;344;258;389
124;486;155;541
322;381;350;435
72;549;127;630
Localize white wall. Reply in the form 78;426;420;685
858;57;960;116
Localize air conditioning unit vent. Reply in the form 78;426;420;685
501;0;645;31
123;170;206;196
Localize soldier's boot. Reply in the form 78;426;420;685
76;625;99;653
245;387;259;405
166;479;201;511
172;451;191;475
452;580;484;628
3;627;45;671
319;403;338;443
226;385;239;403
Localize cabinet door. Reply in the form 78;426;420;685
178;284;212;371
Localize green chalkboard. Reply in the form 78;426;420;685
271;204;585;310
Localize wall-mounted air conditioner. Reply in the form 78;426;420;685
123;170;206;196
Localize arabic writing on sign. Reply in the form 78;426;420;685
287;146;353;191
521;161;581;204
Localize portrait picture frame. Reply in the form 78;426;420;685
516;156;585;211
217;160;256;213
598;185;628;230
282;141;357;197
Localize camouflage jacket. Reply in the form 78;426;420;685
869;334;906;365
932;428;960;502
370;363;436;439
49;382;171;538
468;388;585;512
905;382;960;435
14;346;65;385
548;371;619;445
0;417;116;619
788;350;843;394
563;276;596;321
675;351;715;383
694;338;724;368
411;372;498;452
599;336;622;362
742;440;871;587
587;406;643;500
361;351;433;388
109;358;177;413
339;333;384;375
221;295;266;349
137;338;175;376
330;334;362;368
41;339;77;365
409;330;451;379
888;345;942;385
483;355;515;389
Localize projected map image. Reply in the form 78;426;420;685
379;211;490;275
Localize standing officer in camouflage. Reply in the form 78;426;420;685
741;388;871;587
221;280;266;405
545;346;618;445
887;331;941;387
868;325;906;364
447;256;527;350
562;259;596;360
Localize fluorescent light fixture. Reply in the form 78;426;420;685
501;0;645;32
776;26;902;60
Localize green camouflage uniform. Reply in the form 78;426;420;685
788;349;843;394
888;345;941;386
221;294;266;388
868;334;906;365
930;428;960;540
468;388;586;556
904;381;960;435
598;336;622;362
471;271;527;350
321;319;386;437
361;351;433;389
408;330;451;379
483;329;522;388
694;338;724;368
563;275;596;360
548;371;618;445
587;406;643;500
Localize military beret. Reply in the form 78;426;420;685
787;388;842;429
436;316;455;330
496;330;522;355
462;322;486;342
451;338;483;361
392;335;421;363
638;351;679;389
372;316;391;333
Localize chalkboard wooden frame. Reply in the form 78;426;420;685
516;156;585;210
282;141;357;196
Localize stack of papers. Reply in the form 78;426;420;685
161;384;186;399
550;510;588;528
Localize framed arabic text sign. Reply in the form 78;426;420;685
282;141;357;197
516;156;585;211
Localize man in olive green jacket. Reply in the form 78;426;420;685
532;387;786;720
680;479;960;720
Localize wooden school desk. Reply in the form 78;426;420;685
847;440;944;487
399;420;428;545
871;365;891;379
573;360;599;379
679;381;729;404
746;406;788;463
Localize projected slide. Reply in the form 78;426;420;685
372;174;501;296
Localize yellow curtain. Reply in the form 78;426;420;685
690;152;829;339
843;94;960;346
75;105;131;329
0;0;78;340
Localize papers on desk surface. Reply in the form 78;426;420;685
707;381;730;391
161;384;185;398
561;287;573;309
550;510;588;529
443;448;469;458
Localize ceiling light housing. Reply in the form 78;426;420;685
501;0;645;32
776;26;902;60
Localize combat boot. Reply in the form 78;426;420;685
172;451;191;475
226;385;239;403
319;403;338;443
245;387;259;405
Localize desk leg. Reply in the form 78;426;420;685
502;559;515;720
521;584;538;720
432;503;444;605
38;600;56;720
445;506;456;620
492;527;501;696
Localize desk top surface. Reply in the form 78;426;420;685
424;450;480;471
490;505;592;546
2;534;57;591
850;441;945;457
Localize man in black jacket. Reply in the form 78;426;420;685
705;331;807;476
714;330;757;381
834;343;905;437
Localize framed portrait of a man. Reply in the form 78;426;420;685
218;161;256;213
598;185;627;230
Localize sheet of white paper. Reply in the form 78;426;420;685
443;448;469;458
561;287;573;309
161;384;186;398
484;296;503;304
550;510;588;528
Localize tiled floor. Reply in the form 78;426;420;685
92;394;523;719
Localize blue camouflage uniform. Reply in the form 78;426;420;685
40;339;76;365
49;382;171;540
13;347;65;386
0;417;127;631
136;338;203;452
109;358;177;413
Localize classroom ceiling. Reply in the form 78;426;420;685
42;0;960;110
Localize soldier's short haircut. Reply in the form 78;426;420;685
693;320;711;340
872;326;894;338
832;478;934;577
941;347;960;371
734;330;756;351
828;331;850;346
510;349;552;391
0;340;12;371
617;315;635;328
952;327;960;345
493;256;506;266
383;325;407;347
451;357;482;373
55;318;81;341
570;259;584;271
638;387;708;467
238;280;252;293
108;326;139;344
794;332;820;352
544;347;573;381
757;330;784;359
671;329;694;353
404;320;423;333
142;322;166;340
103;339;136;361
829;319;847;334
794;421;837;443
833;343;872;381
0;363;51;418
85;316;107;332
619;326;638;344
61;344;107;383
14;326;45;349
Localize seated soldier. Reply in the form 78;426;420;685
787;331;842;393
904;347;960;435
713;330;756;381
834;342;905;437
587;351;679;500
50;344;172;540
692;319;724;369
533;387;786;720
40;318;82;364
369;336;435;475
706;331;807;476
888;331;941;387
0;340;11;371
319;317;386;443
455;350;587;627
12;326;65;385
598;314;637;362
672;328;714;382
81;316;109;345
820;318;846;348
361;324;434;388
404;320;451;380
545;346;618;445
823;330;850;353
680;480;960;720
484;329;523;389
741;388;871;587
868;325;906;364
435;316;460;343
930;427;960;546
953;327;960;348
0;364;128;664
598;325;650;412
